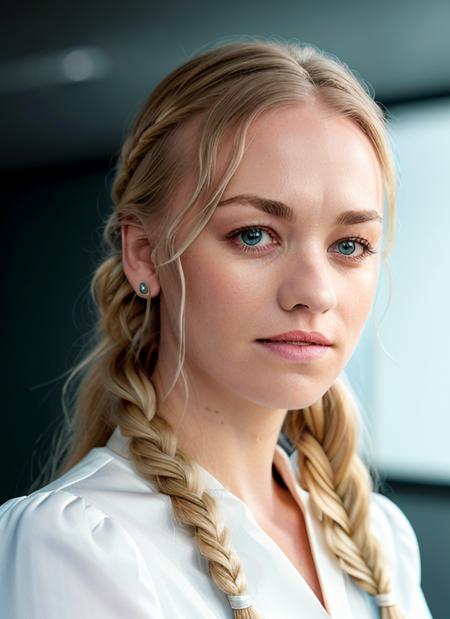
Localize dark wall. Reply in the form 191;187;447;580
381;481;449;619
1;162;112;500
1;165;447;618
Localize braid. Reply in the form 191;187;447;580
284;381;405;619
105;295;262;618
112;104;196;208
97;135;266;615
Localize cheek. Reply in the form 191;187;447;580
181;251;265;339
183;257;231;328
339;267;378;352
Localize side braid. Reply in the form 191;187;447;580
104;292;263;618
284;381;405;619
62;252;263;616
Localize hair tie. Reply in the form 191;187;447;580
227;594;253;610
374;592;397;607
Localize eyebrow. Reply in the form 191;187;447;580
217;194;383;226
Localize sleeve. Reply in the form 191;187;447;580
0;490;165;619
370;492;434;619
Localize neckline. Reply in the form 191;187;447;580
104;424;334;617
105;424;302;495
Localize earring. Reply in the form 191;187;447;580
138;281;149;296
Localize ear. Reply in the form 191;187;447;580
121;216;161;298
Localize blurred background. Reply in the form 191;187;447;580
1;1;449;616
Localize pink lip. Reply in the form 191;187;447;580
257;330;332;346
256;340;330;362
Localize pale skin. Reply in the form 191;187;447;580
121;100;384;609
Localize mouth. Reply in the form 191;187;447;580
257;339;318;346
255;338;331;361
256;330;332;347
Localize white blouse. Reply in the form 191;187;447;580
0;425;433;619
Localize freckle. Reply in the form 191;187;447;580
205;405;221;415
220;420;224;425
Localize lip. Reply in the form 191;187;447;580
256;330;332;346
256;340;330;362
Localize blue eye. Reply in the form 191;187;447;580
226;225;378;262
227;226;277;254
333;238;378;261
239;228;266;246
338;240;359;255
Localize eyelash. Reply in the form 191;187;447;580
225;224;378;262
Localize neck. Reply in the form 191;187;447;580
150;364;289;516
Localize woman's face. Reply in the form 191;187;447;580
157;102;384;412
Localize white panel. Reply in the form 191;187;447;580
370;98;450;482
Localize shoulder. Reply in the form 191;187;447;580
369;491;434;618
369;491;421;582
0;448;117;540
0;452;164;618
0;448;140;554
0;487;122;551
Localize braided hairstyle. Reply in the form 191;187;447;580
46;38;402;618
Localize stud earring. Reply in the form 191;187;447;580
138;281;149;296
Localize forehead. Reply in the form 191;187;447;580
221;102;384;218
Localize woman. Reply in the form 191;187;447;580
0;39;433;618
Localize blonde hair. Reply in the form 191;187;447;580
39;38;402;618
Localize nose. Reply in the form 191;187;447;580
278;248;338;314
